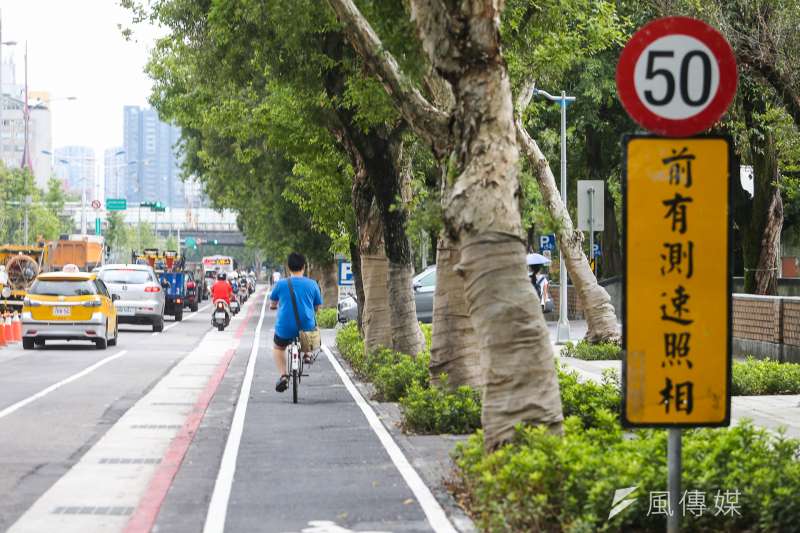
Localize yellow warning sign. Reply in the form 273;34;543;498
623;136;731;427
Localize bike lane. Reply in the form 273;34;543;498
201;314;444;533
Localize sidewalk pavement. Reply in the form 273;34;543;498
551;320;800;438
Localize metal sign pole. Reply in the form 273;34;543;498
556;92;571;343
667;428;682;533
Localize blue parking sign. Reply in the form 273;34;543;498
593;243;602;257
539;234;556;252
338;260;354;286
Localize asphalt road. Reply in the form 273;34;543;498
0;287;451;533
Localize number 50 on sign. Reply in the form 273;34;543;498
622;136;732;427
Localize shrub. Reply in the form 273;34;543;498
373;351;431;401
558;365;621;428
420;322;432;351
453;418;800;532
400;376;482;434
335;321;366;376
732;357;800;395
316;308;338;329
561;340;622;360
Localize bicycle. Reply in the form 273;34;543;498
285;339;319;403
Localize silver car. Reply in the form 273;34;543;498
97;264;166;332
337;265;438;324
412;265;436;323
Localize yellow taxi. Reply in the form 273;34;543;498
21;271;119;350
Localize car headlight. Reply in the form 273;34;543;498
1;287;11;298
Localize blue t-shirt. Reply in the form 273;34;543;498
270;276;322;339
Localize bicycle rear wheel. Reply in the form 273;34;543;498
292;369;299;404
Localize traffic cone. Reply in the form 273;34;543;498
12;312;22;342
3;314;12;343
0;314;6;348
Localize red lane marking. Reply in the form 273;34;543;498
123;347;237;533
124;290;264;532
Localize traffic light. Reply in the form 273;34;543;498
211;239;219;245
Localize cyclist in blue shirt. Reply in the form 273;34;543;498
270;252;322;392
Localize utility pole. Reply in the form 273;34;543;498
533;88;576;344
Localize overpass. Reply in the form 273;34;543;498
154;228;246;247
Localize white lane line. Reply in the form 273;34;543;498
202;294;268;533
0;350;128;420
152;303;212;336
322;344;457;533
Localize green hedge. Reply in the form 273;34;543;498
561;340;622;360
373;350;430;401
401;376;482;435
733;357;800;395
316;308;338;329
454;418;800;532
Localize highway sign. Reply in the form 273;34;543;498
623;136;731;427
577;180;604;232
91;199;102;210
338;260;354;286
539;234;556;252
616;17;737;137
106;198;127;211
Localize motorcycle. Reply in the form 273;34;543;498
212;299;230;331
238;282;249;303
230;294;241;315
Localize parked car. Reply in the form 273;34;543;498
337;294;358;323
97;264;166;332
21;271;119;349
337;265;438;324
412;265;436;323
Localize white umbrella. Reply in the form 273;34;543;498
526;253;551;266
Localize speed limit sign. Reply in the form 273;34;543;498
616;17;737;137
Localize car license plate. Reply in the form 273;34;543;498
214;312;226;320
118;306;135;315
53;306;71;317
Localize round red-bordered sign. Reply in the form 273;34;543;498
616;17;738;137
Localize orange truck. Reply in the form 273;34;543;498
50;235;106;272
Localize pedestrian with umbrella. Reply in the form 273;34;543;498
526;253;554;314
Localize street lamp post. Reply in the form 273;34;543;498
533;88;576;344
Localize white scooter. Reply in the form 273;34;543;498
212;299;231;331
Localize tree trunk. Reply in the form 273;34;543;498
515;84;621;343
318;261;339;309
755;188;782;295
348;136;392;351
741;82;783;295
322;33;422;356
430;234;483;388
361;252;393;351
349;240;366;332
325;0;564;449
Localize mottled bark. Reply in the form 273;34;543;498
515;82;621;343
740;83;783;295
323;33;422;356
318;261;339;309
327;0;564;448
755;189;782;295
430;235;483;388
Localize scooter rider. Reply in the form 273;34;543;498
211;272;233;314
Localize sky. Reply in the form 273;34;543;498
1;0;161;164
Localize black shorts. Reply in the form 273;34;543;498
274;334;293;348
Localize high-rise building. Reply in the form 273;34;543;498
104;146;126;199
1;57;53;188
54;146;95;197
123;106;184;207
